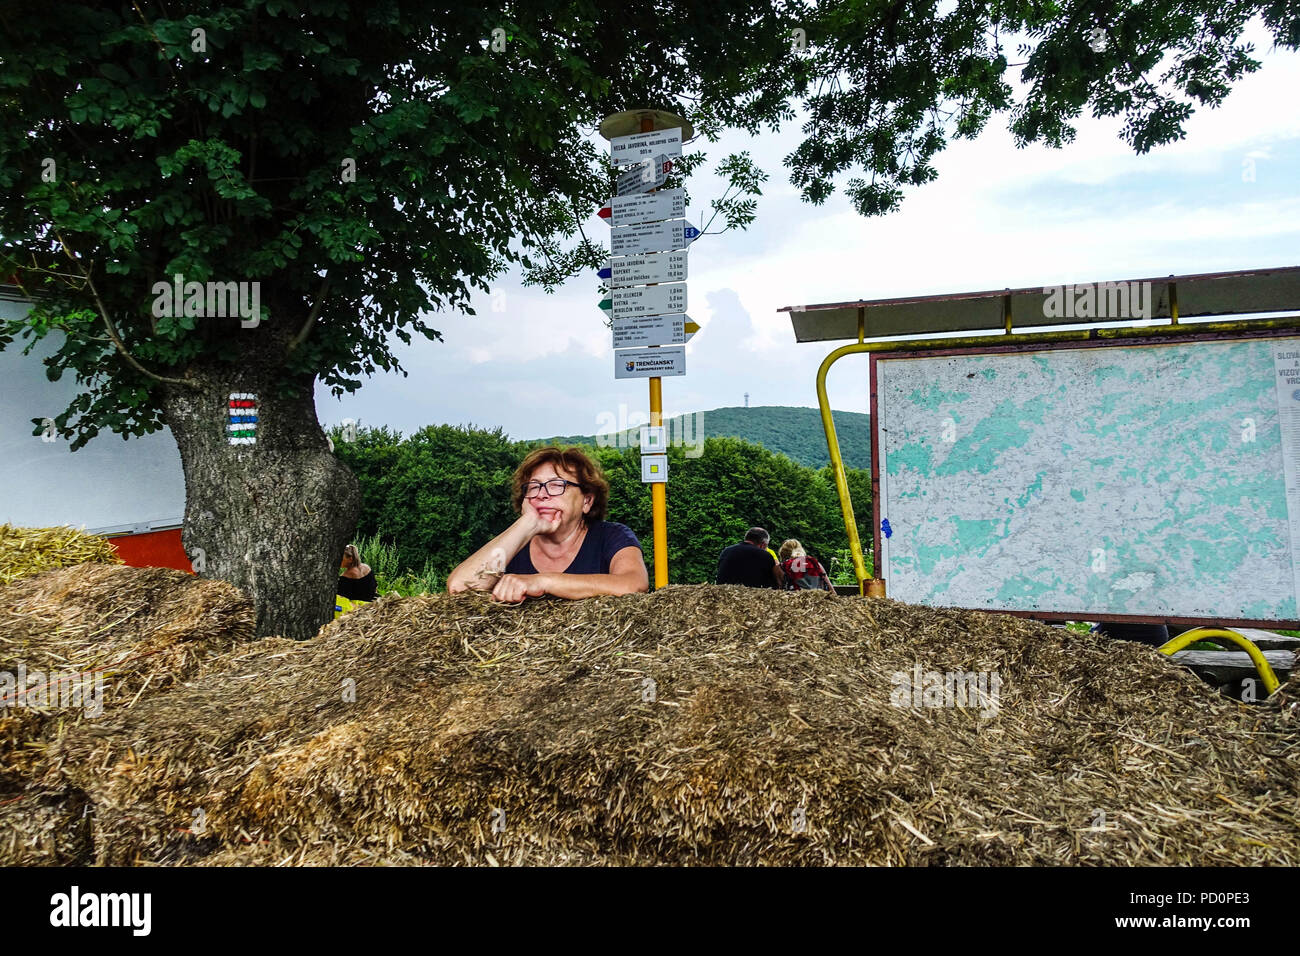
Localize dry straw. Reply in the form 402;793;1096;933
3;574;1290;866
0;524;122;585
0;563;255;864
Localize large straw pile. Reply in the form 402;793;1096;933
0;564;255;864
27;585;1298;867
0;524;122;584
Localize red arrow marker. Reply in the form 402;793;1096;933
597;206;612;221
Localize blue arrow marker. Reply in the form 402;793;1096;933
598;265;612;279
683;225;700;241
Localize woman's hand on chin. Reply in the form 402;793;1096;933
490;572;550;604
522;501;563;536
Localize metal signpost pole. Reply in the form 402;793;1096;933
638;114;670;591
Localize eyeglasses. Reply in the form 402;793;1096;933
523;478;584;498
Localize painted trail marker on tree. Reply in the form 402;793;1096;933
610;219;699;257
616;156;673;197
612;313;700;349
609;126;683;167
599;249;688;287
598;188;686;227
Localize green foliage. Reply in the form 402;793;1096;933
540;406;871;470
333;424;874;587
349;531;439;597
5;2;1294;447
827;547;874;586
332;422;524;576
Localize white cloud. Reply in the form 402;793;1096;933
321;38;1300;439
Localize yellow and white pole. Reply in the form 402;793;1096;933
639;112;669;589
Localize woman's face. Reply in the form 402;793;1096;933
526;463;590;527
341;552;355;570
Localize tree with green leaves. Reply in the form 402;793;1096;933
2;0;1292;635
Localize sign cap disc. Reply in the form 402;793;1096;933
599;109;694;142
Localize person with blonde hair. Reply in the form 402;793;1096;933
338;543;378;601
448;445;648;602
778;539;834;592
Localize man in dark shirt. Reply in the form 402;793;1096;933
715;527;784;589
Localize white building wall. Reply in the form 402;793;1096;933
0;291;185;531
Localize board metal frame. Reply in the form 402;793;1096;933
869;326;1300;630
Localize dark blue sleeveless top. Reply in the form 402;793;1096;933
504;520;641;575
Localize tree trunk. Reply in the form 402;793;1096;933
160;367;359;639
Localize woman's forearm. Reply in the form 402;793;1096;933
535;571;648;599
448;517;536;592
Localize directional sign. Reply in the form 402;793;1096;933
610;282;686;320
599;250;688;287
609;127;682;167
612;313;700;349
615;345;686;379
611;219;699;257
598;189;685;228
616;156;672;197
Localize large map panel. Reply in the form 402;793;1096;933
875;338;1299;621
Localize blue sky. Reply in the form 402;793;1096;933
313;26;1292;442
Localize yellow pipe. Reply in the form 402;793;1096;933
1159;627;1280;696
649;376;667;589
816;343;873;595
1168;280;1179;325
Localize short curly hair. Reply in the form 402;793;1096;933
511;445;609;522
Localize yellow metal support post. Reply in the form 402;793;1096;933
640;112;668;590
816;342;875;595
650;376;667;588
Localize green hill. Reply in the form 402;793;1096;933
531;405;871;470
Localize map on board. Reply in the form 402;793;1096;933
874;337;1300;622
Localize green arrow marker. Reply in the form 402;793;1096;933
598;298;612;312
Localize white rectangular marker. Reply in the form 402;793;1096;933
601;189;685;228
615;155;673;197
615;346;686;379
609;127;683;167
602;250;688;288
611;282;686;320
611;313;697;349
610;219;699;257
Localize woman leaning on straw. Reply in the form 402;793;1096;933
448;445;649;602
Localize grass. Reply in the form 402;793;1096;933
826;547;872;587
349;532;440;597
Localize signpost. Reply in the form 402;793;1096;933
614;345;687;378
599;109;697;590
612;314;700;349
609;126;683;166
610;219;699;257
615;156;672;197
599;250;688;287
598;188;686;227
609;282;687;319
